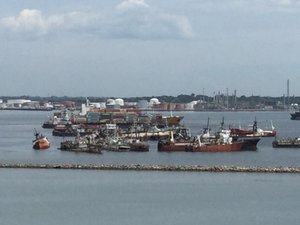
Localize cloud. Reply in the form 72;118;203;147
116;0;149;10
1;9;48;35
0;9;93;38
0;0;193;40
106;0;193;39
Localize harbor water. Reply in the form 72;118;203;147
1;169;300;225
1;110;300;166
1;110;300;224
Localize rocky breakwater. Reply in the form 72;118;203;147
1;163;300;173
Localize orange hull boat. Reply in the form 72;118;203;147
33;132;50;150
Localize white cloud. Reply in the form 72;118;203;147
0;9;93;37
110;0;193;39
1;9;48;34
0;0;193;40
116;0;149;10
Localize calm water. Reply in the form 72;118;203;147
1;110;300;166
1;110;300;225
1;169;300;225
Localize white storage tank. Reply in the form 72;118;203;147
106;99;116;105
150;98;160;106
115;98;124;106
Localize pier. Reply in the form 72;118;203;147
1;163;300;173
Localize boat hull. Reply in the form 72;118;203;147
272;138;300;148
230;129;276;137
59;141;102;154
158;141;192;152
33;138;50;150
290;112;300;120
166;116;184;126
158;138;260;152
128;143;149;152
191;142;244;152
42;122;55;129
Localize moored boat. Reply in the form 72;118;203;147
42;110;72;128
52;124;78;137
158;137;260;152
103;137;149;152
59;133;102;153
165;115;184;127
158;130;260;152
272;137;300;148
33;131;50;150
150;113;183;127
120;125;176;141
190;139;257;152
290;111;300;120
123;139;149;152
230;119;276;137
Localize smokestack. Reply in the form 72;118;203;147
287;79;290;108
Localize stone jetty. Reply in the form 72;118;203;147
1;163;300;173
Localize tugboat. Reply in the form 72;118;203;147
33;130;50;150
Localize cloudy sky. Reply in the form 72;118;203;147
0;0;299;97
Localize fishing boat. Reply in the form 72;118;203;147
103;136;149;152
120;125;175;141
33;131;50;150
59;133;102;153
42;120;56;129
158;130;260;152
230;119;276;137
191;137;260;152
272;137;300;148
165;115;184;127
151;113;183;128
42;110;72;128
290;111;300;120
124;139;149;152
52;124;78;137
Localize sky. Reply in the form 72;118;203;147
0;0;300;97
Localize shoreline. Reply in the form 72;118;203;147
1;163;300;173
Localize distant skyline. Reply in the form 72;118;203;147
0;0;299;97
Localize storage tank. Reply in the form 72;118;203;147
149;98;160;107
106;99;116;105
115;98;124;106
